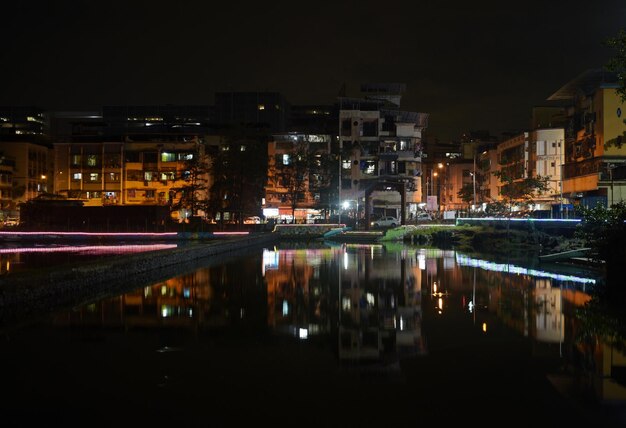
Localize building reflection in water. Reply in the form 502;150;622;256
51;243;626;407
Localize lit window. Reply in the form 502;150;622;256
161;152;176;162
258;104;265;110
89;173;99;181
144;172;153;181
87;155;97;167
72;173;82;180
282;154;291;165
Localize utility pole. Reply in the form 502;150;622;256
609;163;616;207
338;98;342;224
472;152;477;213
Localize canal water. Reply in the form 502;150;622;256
1;241;624;427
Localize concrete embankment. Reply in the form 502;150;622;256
0;233;279;328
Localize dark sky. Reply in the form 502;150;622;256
1;0;625;142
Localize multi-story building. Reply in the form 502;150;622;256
52;107;212;217
214;92;289;133
0;106;46;136
493;129;566;214
530;128;566;212
338;84;429;226
0;140;52;205
547;69;626;207
479;148;499;205
429;131;499;215
0;106;53;218
0;154;16;221
264;132;333;223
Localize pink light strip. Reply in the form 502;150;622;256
0;231;178;236
0;244;177;254
212;232;249;235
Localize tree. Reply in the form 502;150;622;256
207;135;267;225
457;170;484;207
170;143;210;220
604;28;626;147
492;169;549;213
605;28;626;105
457;182;475;206
276;143;311;223
575;201;626;281
575;201;626;353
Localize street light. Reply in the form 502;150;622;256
609;163;617;207
472;155;477;210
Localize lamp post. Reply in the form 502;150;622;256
436;163;444;213
473;154;477;213
609;163;616;207
338;149;342;224
40;174;47;194
558;140;564;218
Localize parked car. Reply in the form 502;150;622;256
3;217;19;227
415;212;432;221
244;216;261;224
371;216;400;228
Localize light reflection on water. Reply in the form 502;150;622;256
1;242;623;426
0;242;179;275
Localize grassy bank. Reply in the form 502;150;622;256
407;224;586;263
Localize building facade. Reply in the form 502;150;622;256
338;84;429;225
547;69;626;208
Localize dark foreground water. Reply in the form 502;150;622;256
1;241;625;427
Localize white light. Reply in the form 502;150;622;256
298;328;308;339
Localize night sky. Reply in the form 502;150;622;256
1;0;625;142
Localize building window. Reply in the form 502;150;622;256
128;189;136;198
87;155;98;167
72;173;82;180
161;152;176;162
107;173;120;182
160;172;175;181
71;155;81;166
143;152;158;163
89;173;99;182
145;190;155;199
144;171;154;181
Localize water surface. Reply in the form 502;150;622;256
1;242;623;427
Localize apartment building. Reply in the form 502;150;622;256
52;107;213;222
0;107;53;216
338;84;429;225
264;132;333;223
547;69;626;207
